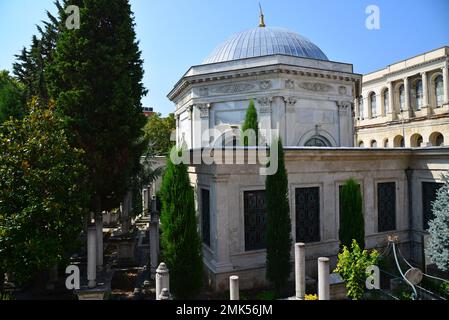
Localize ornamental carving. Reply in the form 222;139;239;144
298;82;333;93
257;97;272;106
338;86;348;95
285;97;298;106
197;103;210;118
259;80;272;90
211;83;256;94
337;101;352;115
199;87;209;97
285;79;295;89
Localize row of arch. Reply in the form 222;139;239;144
358;132;445;148
359;73;444;119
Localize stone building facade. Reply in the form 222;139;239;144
167;22;449;291
356;47;449;148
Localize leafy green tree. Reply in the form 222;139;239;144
334;240;379;300
13;1;63;103
241;99;259;146
426;172;449;271
0;101;87;288
47;0;148;215
339;179;365;249
0;71;26;123
159;156;203;299
143;113;176;156
265;138;292;296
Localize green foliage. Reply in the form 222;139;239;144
426;172;449;271
0;71;26;124
339;179;365;249
159;155;203;299
12;1;64;103
0;102;88;285
0;293;13;300
255;290;276;300
265;139;292;296
334;240;379;300
143;113;176;156
241;99;259;146
46;0;148;213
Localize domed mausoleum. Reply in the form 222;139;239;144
164;13;449;293
168;14;361;149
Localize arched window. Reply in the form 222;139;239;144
305;136;331;147
358;141;365;148
370;92;377;118
430;132;444;147
383;139;389;148
435;75;444;107
436;134;444;146
359;96;364;119
399;85;405;111
370;140;377;148
411;134;423;147
383;89;390;114
394;135;404;148
415;80;423;110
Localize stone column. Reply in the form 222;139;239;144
96;214;103;270
388;82;395;118
150;211;160;279
229;276;240;300
142;188;149;216
443;61;449;105
156;263;170;301
87;224;97;288
318;257;330;300
196;103;211;149
120;191;132;234
295;243;306;300
421;72;429;109
257;97;273;146
404;77;411;118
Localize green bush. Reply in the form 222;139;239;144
339;179;365;249
241;99;259;146
265;139;292;296
334;240;379;300
159;155;203;299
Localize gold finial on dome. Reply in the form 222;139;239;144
259;3;266;27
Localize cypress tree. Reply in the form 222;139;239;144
47;0;147;215
159;156;203;299
242;99;259;146
266;138;292;296
426;172;449;271
339;179;365;249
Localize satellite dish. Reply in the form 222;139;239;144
404;268;423;285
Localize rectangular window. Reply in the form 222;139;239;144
201;189;211;247
377;182;396;232
296;187;320;243
244;190;267;251
422;182;443;231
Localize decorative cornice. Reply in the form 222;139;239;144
168;64;362;101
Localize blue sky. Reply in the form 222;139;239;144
1;0;449;116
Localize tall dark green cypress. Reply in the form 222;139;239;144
266;138;292;296
47;0;147;214
242;99;259;146
159;156;203;299
339;179;365;249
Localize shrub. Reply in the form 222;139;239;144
339;179;365;249
334;240;379;300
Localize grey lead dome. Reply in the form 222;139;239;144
203;27;329;64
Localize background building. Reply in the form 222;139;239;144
356;47;449;148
